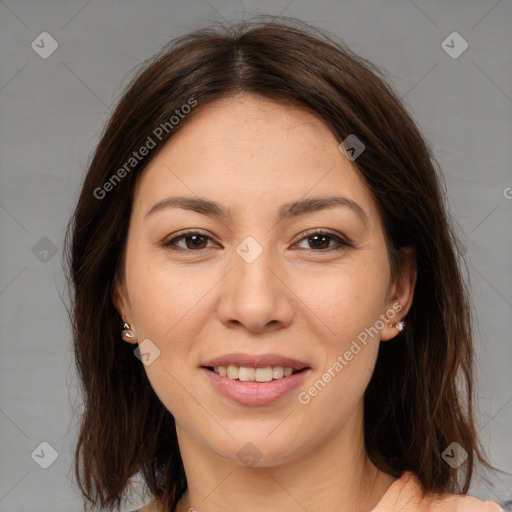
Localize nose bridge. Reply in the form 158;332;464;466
232;234;279;302
216;233;294;332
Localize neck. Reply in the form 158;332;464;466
173;404;396;512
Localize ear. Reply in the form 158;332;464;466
112;277;138;345
380;246;417;341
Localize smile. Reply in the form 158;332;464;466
201;368;311;406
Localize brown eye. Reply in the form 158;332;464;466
162;231;216;251
293;230;353;252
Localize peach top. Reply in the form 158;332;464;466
371;471;504;511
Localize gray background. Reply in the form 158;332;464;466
1;0;511;510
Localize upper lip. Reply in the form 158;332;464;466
201;353;310;371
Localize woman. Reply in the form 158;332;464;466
65;16;504;512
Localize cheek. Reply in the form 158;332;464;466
124;254;211;416
126;249;215;342
297;258;389;405
299;258;389;343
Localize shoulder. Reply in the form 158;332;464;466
372;471;504;512
429;494;504;511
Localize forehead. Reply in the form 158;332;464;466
133;94;381;228
165;93;338;159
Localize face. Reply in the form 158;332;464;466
115;93;415;467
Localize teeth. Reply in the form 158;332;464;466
272;366;284;379
238;366;254;381
255;367;273;382
214;365;297;382
227;365;239;379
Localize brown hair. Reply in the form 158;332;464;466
64;15;496;512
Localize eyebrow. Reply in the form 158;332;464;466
145;195;369;227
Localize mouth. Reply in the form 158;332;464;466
200;353;311;406
201;353;310;381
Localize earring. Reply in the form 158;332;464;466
394;320;405;332
121;322;136;341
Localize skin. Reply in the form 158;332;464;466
114;93;417;512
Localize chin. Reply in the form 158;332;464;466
198;421;317;468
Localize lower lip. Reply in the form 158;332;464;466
201;367;310;406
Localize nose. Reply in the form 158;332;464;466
216;246;295;334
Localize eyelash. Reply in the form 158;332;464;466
161;229;353;254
